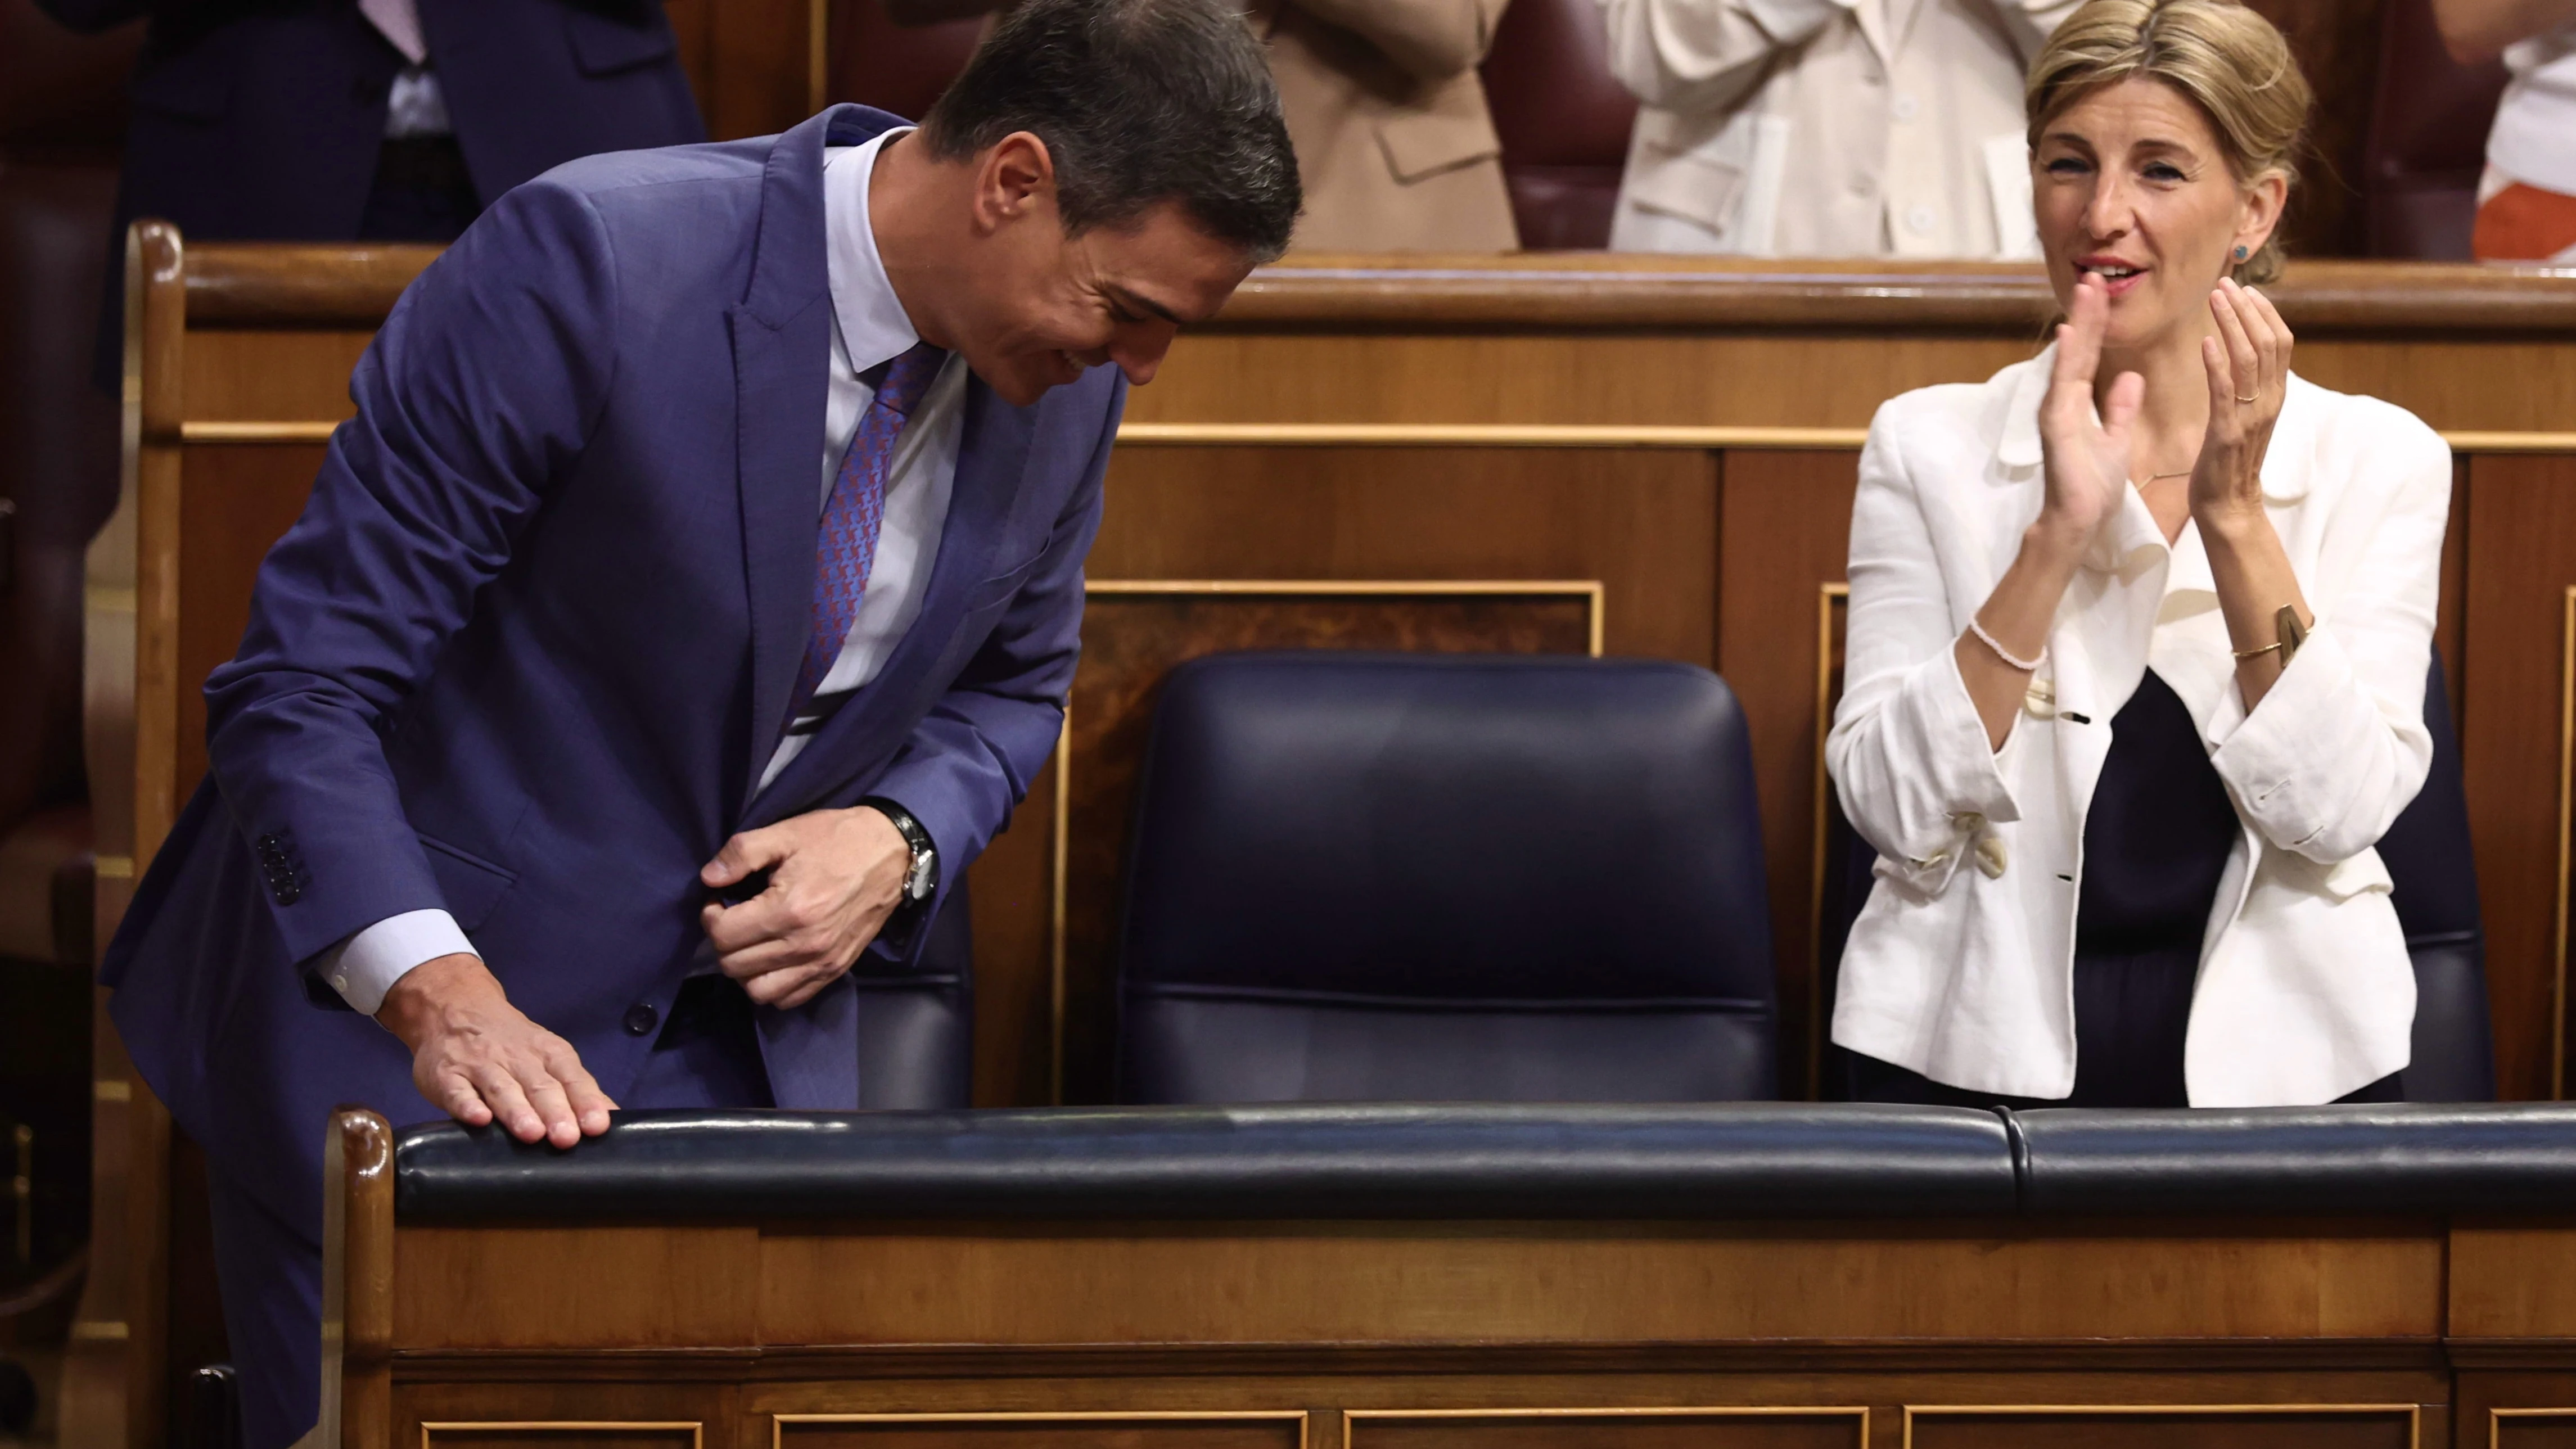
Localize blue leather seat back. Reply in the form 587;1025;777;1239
1820;654;2494;1103
1115;652;1778;1104
850;873;973;1109
2379;653;2494;1102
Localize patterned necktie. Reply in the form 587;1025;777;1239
784;340;948;733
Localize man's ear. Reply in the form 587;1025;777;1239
972;130;1057;234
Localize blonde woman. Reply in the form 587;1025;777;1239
1827;0;2452;1108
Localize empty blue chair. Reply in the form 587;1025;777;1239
1115;652;1779;1104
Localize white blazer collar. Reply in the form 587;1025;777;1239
1996;342;2320;516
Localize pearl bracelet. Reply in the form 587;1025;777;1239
1968;617;2044;673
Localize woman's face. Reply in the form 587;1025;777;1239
2032;78;2286;355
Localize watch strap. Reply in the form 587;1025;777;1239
864;797;938;901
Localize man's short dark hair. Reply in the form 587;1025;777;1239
919;0;1301;262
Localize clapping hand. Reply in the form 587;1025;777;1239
2191;277;2292;531
2035;270;2145;549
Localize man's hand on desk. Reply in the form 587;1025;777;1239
699;806;911;1009
377;954;617;1147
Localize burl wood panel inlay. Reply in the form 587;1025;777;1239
777;1415;1305;1449
1054;586;1598;1103
1904;1407;2416;1449
1348;1409;1864;1449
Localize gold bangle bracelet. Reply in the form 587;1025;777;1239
2232;605;2308;662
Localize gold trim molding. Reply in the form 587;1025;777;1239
1117;423;1870;449
422;1424;701;1449
774;1412;1309;1449
1809;581;1850;1100
1902;1403;2421;1449
1049;578;1607;1100
2558;584;2575;1101
174;418;2576;454
2494;1406;2576;1448
1348;1406;1868;1445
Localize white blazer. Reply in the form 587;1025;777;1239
1826;349;2453;1107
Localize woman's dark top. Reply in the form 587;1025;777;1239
2075;669;2238;957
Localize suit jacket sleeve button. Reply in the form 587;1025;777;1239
623;1003;660;1037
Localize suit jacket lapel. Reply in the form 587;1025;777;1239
731;300;828;817
1852;0;1894;70
748;378;1039;825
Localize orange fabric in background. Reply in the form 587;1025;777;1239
2474;181;2576;261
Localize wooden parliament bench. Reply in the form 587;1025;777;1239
66;225;2576;1449
324;1100;2576;1449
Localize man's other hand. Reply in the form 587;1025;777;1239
698;806;910;1009
377;954;616;1147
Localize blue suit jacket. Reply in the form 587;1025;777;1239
102;105;1124;1239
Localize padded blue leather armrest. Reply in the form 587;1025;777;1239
2013;1104;2576;1214
392;1103;2017;1222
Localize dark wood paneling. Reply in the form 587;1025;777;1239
1091;448;1718;663
2496;1412;2576;1448
395;1381;742;1449
2460;1373;2576;1449
1905;1407;2415;1449
1717;453;1861;1098
2244;0;2390;260
2460;455;2576;1102
1347;1410;1863;1449
781;1419;1304;1449
173;445;320;804
697;0;813;142
966;758;1055;1109
395;1226;761;1352
746;1221;2440;1348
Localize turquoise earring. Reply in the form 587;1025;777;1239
2234;246;2249;260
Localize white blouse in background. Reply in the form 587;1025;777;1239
1826;349;2452;1106
1595;0;2078;258
2487;22;2576;201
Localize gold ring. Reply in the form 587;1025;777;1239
2235;391;2259;404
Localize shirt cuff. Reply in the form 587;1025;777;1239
315;908;478;1017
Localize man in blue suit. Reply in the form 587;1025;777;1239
98;2;1300;1443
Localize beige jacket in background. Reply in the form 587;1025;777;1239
1255;0;1521;252
1598;0;2076;257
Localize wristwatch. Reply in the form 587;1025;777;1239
866;798;939;904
